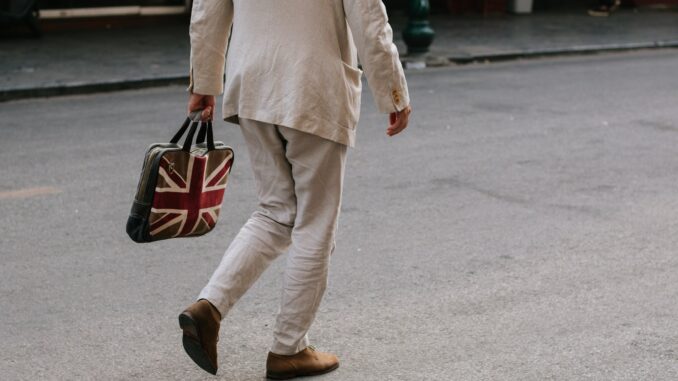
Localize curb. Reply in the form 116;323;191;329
0;75;188;102
400;40;678;68
446;40;678;65
2;41;678;102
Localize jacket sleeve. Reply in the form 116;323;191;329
343;0;410;114
187;0;234;96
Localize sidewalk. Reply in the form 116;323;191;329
1;8;677;101
403;8;678;64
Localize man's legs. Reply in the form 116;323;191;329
182;119;346;377
181;119;299;375
270;126;348;355
198;119;298;318
197;119;347;335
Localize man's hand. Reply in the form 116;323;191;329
187;93;216;121
387;105;412;137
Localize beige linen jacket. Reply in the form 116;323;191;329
188;0;409;147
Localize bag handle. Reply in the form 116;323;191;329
169;111;216;152
181;121;201;152
196;121;207;145
170;117;191;144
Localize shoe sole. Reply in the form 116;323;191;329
178;313;217;375
266;362;339;380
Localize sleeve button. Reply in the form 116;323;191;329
392;90;401;104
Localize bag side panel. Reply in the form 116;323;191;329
126;145;180;243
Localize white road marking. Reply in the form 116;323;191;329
0;186;62;200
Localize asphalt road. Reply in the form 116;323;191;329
2;50;678;380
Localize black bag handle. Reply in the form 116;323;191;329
170;112;216;152
170;117;191;144
206;121;216;151
182;121;200;152
192;121;215;151
196;122;207;144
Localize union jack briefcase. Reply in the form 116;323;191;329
126;116;234;243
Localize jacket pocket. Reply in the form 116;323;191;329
342;62;363;91
342;62;363;127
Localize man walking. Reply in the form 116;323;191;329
178;0;411;378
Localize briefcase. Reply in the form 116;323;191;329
126;116;234;243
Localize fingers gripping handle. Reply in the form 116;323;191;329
188;110;205;122
170;110;216;152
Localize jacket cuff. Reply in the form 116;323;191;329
372;47;410;113
187;67;224;96
390;87;410;112
374;81;410;113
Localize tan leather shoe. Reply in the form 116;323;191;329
178;299;221;375
266;346;339;379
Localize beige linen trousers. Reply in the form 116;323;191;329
189;0;410;355
199;119;347;355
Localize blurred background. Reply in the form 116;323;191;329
1;0;677;99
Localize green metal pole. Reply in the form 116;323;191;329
403;0;435;55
